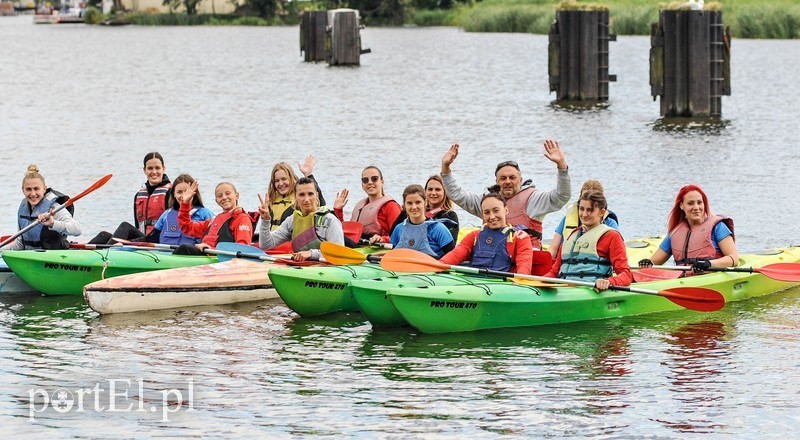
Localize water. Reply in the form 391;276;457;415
1;16;800;436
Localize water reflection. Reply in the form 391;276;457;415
651;116;731;134
548;100;611;112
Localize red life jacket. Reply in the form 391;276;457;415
670;215;735;265
203;208;249;248
135;181;172;234
505;186;543;249
350;195;395;237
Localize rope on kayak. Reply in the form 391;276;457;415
101;260;110;280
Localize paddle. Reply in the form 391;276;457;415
320;241;381;265
112;238;178;251
359;239;393;250
214;242;277;263
379;248;725;312
0;174;113;248
70;243;174;252
642;263;800;282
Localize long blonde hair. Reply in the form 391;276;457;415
267;162;298;203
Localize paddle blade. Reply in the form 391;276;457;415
216;242;268;262
659;287;725;312
379;248;450;273
342;221;363;242
756;263;800;282
320;241;367;265
632;268;683;282
66;174;113;206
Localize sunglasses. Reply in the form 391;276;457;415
495;160;520;174
361;176;381;184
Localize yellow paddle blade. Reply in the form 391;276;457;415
320;241;367;265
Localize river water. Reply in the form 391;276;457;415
1;15;799;436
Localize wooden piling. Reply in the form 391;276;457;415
548;9;617;102
327;9;369;66
650;10;731;117
300;11;328;62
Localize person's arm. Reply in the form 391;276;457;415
48;206;81;237
440;230;477;266
549;216;566;259
230;213;253;245
441;173;483;218
333;189;348;222
600;231;632;287
430;223;455;257
132;192;139;230
259;215;292;250
543;245;563;278
525;169;571;220
711;222;738;267
178;201;210;238
377;201;402;243
309;215;344;260
1;236;24;251
389;223;402;247
511;232;533;275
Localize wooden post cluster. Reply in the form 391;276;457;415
650;10;731;117
548;9;617;102
300;9;370;66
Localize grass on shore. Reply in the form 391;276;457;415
414;0;800;38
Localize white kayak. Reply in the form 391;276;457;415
0;256;36;294
83;258;278;314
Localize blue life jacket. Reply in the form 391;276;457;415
159;208;202;246
558;224;613;281
17;188;71;250
470;227;513;272
397;219;438;257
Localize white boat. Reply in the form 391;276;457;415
0;256;36;294
83;258;279;314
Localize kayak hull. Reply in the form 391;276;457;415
388;247;800;333
83;259;277;314
2;249;217;295
269;264;397;316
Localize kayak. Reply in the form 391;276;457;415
84;258;280;314
269;236;663;318
269;264;398;316
0;256;37;294
2;249;217;295
351;273;506;326
386;246;800;333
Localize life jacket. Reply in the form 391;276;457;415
270;195;294;231
204;208;249;247
558;224;614;281
351;195;395;237
159;208;201;246
470;226;514;272
396;218;438;257
290;207;332;252
670;215;735;266
505;186;543;249
135;181;172;235
17;188;72;250
563;202;619;240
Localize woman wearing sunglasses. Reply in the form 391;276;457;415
334;166;402;245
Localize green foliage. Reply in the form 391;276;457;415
458;4;554;33
608;4;655;35
731;2;800;38
82;7;104;24
411;8;456;26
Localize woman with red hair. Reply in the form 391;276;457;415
639;184;738;275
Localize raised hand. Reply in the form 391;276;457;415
182;181;198;204
441;143;460;174
257;193;271;220
298;154;317;177
543;139;568;170
334;188;349;210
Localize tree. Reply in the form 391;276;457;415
163;0;204;15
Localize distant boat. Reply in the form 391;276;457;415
33;0;85;24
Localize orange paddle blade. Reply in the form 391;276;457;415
755;263;800;282
658;286;725;312
65;174;113;206
379;248;450;273
320;241;367;265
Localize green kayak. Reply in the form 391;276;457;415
386;246;800;333
2;249;217;296
269;264;398;316
350;273;505;327
270;236;664;318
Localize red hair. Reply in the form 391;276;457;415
667;184;712;231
